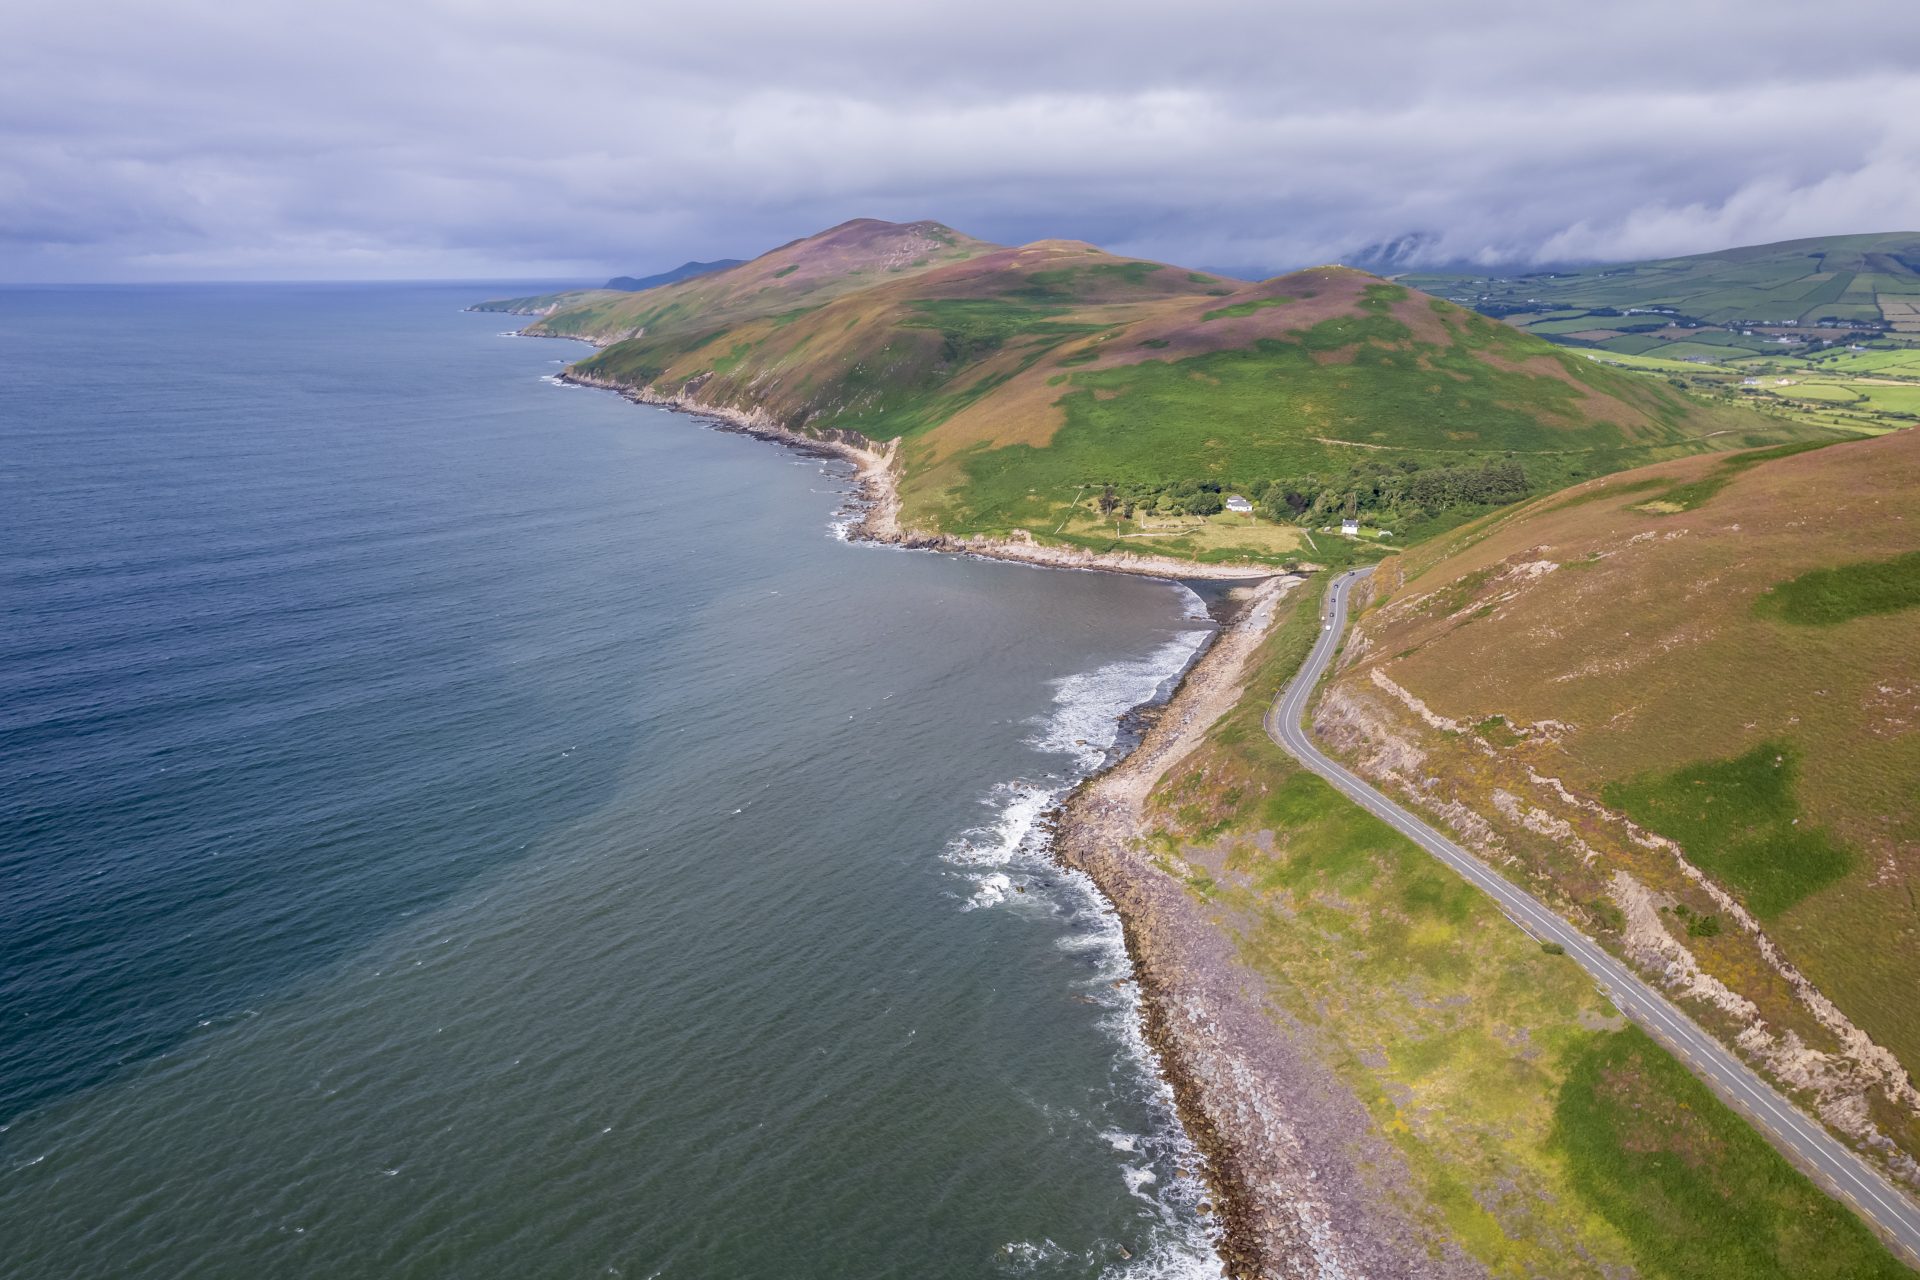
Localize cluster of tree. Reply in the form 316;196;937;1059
1257;458;1530;524
1091;458;1532;527
1095;478;1231;519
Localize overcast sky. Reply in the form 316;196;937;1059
4;0;1918;282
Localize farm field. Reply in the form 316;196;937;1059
1407;232;1920;328
1407;233;1920;435
1051;504;1307;564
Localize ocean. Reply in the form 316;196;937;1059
0;283;1221;1277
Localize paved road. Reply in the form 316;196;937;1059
1265;566;1920;1265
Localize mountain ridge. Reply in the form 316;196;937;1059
604;259;744;291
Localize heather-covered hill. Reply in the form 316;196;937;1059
1317;430;1920;1181
526;218;997;342
485;219;1825;566
471;219;990;323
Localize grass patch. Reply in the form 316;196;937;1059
711;340;757;374
1639;439;1843;513
1007;261;1164;300
1601;742;1851;916
1475;715;1524;747
1553;1027;1907;1279
773;264;799;278
1536;476;1669;514
1255;772;1405;890
1753;549;1920;625
1201;295;1295;322
1424;567;1494;617
899;298;1105;362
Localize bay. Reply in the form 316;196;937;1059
0;283;1218;1277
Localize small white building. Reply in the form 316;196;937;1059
1225;494;1254;514
1341;516;1361;536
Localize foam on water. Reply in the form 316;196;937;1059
950;620;1223;1276
1026;633;1210;772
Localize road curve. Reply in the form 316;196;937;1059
1265;566;1920;1265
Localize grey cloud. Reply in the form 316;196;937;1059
3;0;1918;280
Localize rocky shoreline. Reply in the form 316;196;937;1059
548;362;1413;1276
1054;576;1477;1278
556;369;1292;582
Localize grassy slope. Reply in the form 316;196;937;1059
908;278;1798;544
1317;430;1920;1176
1144;579;1907;1277
499;220;1819;565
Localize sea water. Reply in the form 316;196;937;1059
0;283;1221;1277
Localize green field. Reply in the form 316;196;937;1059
1810;347;1920;377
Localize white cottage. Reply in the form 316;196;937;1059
1225;494;1254;514
1341;516;1361;536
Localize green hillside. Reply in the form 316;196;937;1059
1407;234;1920;436
1408;232;1920;331
482;220;1828;567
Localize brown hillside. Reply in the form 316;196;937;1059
1318;430;1920;1178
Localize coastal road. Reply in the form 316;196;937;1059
1265;566;1920;1266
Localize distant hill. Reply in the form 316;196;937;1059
1320;429;1920;1179
1406;232;1920;356
478;219;1820;565
1402;234;1920;435
466;286;611;318
604;259;744;292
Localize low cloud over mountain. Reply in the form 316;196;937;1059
3;0;1918;280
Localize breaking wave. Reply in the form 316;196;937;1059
949;616;1223;1277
